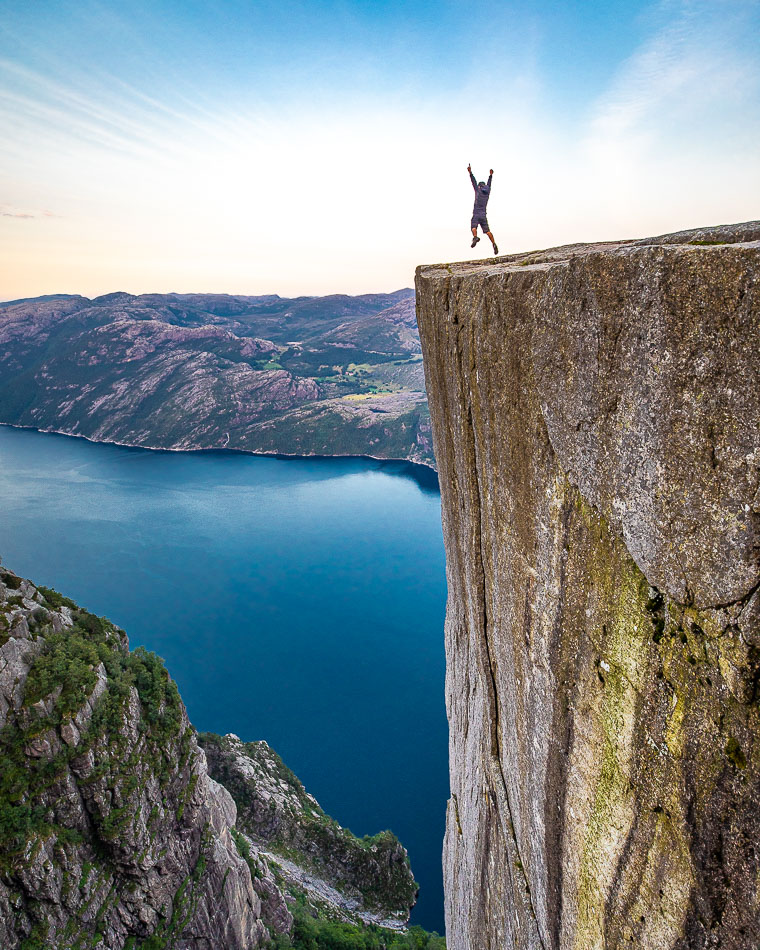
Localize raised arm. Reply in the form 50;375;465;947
468;163;477;191
487;169;493;188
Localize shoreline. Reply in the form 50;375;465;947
0;420;439;483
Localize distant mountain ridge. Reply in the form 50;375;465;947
0;289;434;468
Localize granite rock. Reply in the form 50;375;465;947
416;223;760;950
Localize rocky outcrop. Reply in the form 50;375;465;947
416;223;760;949
0;567;289;949
200;733;418;931
0;566;419;948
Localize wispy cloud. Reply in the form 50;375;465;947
585;0;760;156
0;205;60;219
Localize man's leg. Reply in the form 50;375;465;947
486;230;499;255
470;226;480;249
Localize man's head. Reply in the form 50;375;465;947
478;181;486;189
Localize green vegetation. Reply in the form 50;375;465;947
0;595;181;870
18;920;49;950
269;893;445;949
725;736;747;769
231;826;262;879
0;583;195;948
0;569;22;590
35;584;78;609
258;358;285;371
280;346;398;376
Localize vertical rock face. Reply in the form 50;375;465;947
416;224;760;950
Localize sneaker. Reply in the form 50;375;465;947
470;235;480;248
492;243;499;254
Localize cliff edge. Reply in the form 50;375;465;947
416;223;760;949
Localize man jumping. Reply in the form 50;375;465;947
468;164;498;254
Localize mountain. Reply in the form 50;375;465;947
0;563;445;949
0;290;433;468
416;222;760;949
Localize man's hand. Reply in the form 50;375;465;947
467;164;471;173
490;168;494;175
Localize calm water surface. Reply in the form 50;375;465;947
0;425;448;932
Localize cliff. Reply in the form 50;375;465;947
416;223;760;950
0;566;421;948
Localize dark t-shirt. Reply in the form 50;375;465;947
470;172;492;215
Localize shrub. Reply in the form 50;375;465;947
0;571;22;591
36;585;77;609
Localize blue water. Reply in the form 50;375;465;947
0;425;448;932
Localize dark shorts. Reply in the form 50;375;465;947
471;214;489;233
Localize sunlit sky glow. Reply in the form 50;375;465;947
1;0;759;298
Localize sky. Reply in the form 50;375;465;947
1;0;759;299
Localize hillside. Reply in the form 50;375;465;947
0;290;433;468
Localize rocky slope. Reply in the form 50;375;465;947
0;565;420;948
416;222;760;949
0;290;433;468
200;733;418;931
